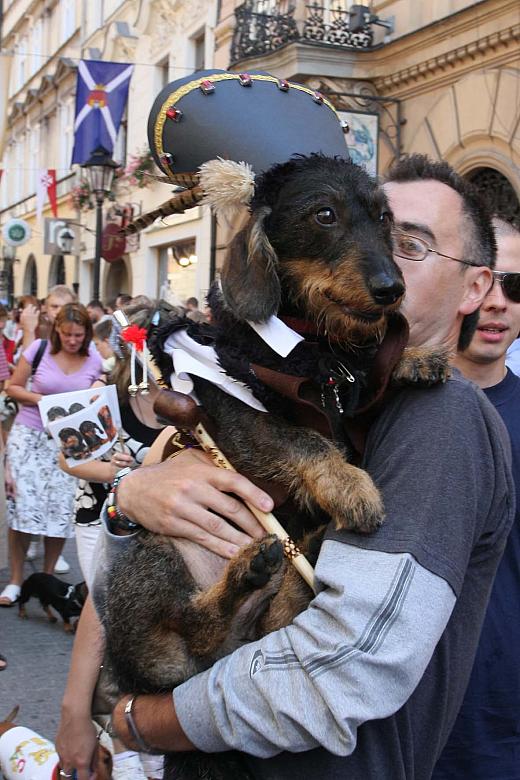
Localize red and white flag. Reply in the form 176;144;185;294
36;168;58;223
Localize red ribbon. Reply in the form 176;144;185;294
121;324;147;352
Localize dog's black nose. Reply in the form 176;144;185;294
368;273;405;306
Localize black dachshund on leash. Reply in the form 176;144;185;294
19;573;88;633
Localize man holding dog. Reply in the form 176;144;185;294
434;217;520;779
57;154;514;780
98;156;513;779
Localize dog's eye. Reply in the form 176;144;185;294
380;211;392;227
315;208;336;225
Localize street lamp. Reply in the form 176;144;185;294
81;145;120;300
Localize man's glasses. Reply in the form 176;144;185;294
391;230;480;268
490;270;520;303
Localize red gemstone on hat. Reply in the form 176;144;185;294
278;79;290;91
200;79;215;94
313;91;324;104
239;73;252;86
160;153;174;168
166;106;183;122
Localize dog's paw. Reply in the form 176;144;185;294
230;535;284;591
392;345;451;386
300;455;384;534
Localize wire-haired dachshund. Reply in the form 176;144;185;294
103;155;448;779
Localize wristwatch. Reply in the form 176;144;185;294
107;467;139;533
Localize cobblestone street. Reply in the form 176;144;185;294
0;536;81;744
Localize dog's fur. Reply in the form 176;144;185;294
19;573;88;633
103;156;448;779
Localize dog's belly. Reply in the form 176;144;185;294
172;538;227;588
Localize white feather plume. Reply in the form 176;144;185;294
198;158;256;222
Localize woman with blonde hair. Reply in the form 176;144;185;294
0;303;102;606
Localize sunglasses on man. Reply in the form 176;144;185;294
391;230;520;303
490;271;520;304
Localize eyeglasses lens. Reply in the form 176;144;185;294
503;274;520;303
391;233;425;261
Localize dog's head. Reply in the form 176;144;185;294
220;154;404;345
73;582;88;608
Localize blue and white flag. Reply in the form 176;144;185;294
71;60;134;165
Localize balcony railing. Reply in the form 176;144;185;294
230;0;374;64
231;2;299;62
303;2;373;48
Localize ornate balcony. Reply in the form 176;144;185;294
230;0;374;65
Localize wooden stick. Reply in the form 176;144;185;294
192;421;316;593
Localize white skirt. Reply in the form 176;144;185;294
6;422;76;538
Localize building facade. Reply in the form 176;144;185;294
216;0;520;234
1;0;519;305
0;0;216;305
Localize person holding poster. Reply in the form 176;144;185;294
0;303;102;607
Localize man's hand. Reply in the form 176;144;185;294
20;304;39;335
112;693;195;753
117;448;273;558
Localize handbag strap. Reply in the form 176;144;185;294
31;339;47;376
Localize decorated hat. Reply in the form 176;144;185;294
148;69;348;179
126;69;349;233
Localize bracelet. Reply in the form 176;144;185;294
124;696;154;754
107;467;139;532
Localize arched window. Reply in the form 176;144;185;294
23;254;38;296
48;254;66;288
465;168;520;228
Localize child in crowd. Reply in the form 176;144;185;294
93;320;115;374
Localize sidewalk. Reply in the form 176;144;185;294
0;536;81;743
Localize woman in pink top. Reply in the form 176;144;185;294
0;303;102;606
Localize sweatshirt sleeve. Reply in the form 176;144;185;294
173;540;455;757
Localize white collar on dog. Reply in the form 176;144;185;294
163;316;303;413
247;316;303;358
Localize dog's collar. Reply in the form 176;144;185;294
278;315;319;337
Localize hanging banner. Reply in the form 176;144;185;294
36;169;58;223
72;60;134;165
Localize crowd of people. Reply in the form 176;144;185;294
0;290;206;606
0;154;519;780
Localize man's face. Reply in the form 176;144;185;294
87;305;101;323
462;232;520;364
47;295;72;323
383;179;491;349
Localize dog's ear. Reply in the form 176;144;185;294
221;206;281;322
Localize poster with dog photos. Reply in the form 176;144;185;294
338;110;379;177
38;384;118;427
43;385;121;467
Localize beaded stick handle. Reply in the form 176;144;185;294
189;419;316;593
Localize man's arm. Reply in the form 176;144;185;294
111;543;455;756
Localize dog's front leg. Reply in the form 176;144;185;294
195;380;384;534
182;535;285;659
392;345;451;386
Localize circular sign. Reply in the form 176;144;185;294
2;218;31;247
101;223;126;262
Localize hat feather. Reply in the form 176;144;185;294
199;158;255;222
